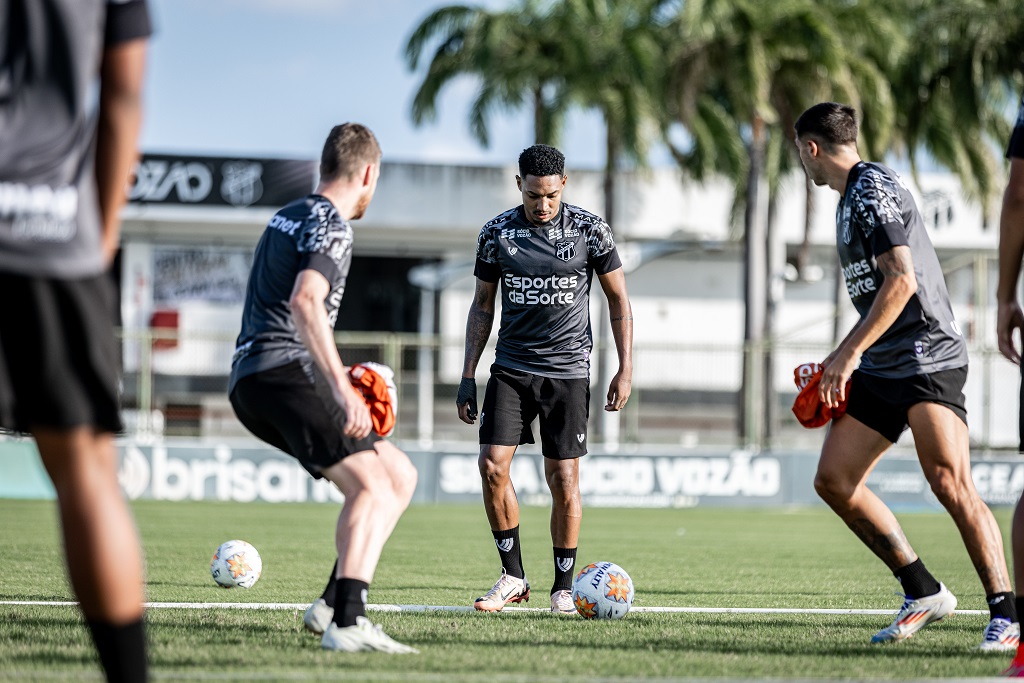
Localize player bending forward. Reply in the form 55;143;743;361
229;124;418;653
795;102;1018;650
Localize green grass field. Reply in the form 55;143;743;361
0;499;1018;681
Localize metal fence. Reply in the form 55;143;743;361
116;328;1020;452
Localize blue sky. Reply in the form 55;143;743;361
141;0;610;168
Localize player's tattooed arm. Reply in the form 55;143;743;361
462;278;497;377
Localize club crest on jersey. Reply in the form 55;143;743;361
556;241;576;262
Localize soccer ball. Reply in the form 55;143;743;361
571;561;634;619
210;540;262;588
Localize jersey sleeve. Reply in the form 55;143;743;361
105;0;152;45
850;171;909;256
1008;94;1024;160
299;220;351;285
473;225;500;283
585;218;622;275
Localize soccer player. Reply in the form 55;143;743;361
456;144;633;614
0;1;151;680
228;124;418;654
793;102;1018;650
995;92;1024;675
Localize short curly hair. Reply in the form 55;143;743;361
518;144;565;178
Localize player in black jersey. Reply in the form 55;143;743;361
795;102;1016;650
995;92;1024;675
228;124;418;654
0;2;151;681
456;144;633;614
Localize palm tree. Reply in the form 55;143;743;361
548;0;668;222
891;0;1024;216
660;0;905;445
404;1;569;148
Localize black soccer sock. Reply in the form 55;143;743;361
893;558;941;599
988;591;1017;622
1017;597;1024;625
493;527;525;579
332;578;369;628
320;560;339;608
86;617;148;683
551;547;577;595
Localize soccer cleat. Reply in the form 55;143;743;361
870;583;957;643
473;571;530;612
303;598;333;635
550;589;576;615
321;616;419;654
977;619;1020;652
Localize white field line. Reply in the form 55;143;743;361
0;600;989;616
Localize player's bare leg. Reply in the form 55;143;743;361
36;428;145;622
316;448;417;653
480;445;519;530
909;402;1018;651
815;415;917;569
910;403;1010;592
545;457;581;613
475;445;530;611
35;427;148;678
322;447;413;583
814;414;955;643
306;441;417;635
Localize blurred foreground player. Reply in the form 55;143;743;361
228;124;418;653
456;144;633;614
0;1;151;680
995;91;1024;675
795;102;1017;650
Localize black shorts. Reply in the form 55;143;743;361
229;360;380;478
844;366;968;444
0;272;122;434
479;364;590;460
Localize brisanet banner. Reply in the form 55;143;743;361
3;439;1023;508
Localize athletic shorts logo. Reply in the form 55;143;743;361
509;246;518;256
556;557;574;572
556;241;576;262
577;433;585;443
496;538;514;553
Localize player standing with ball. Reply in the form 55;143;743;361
794;102;1017;650
456;144;633;614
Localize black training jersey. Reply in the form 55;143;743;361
0;0;152;278
229;195;353;391
836;162;968;378
1009;93;1024;160
475;203;621;379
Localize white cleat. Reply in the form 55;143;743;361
473;571;530;612
550;589;576;615
303;598;333;635
977;618;1020;652
871;583;957;643
321;616;419;654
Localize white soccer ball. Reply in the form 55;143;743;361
572;561;634;619
210;540;262;589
